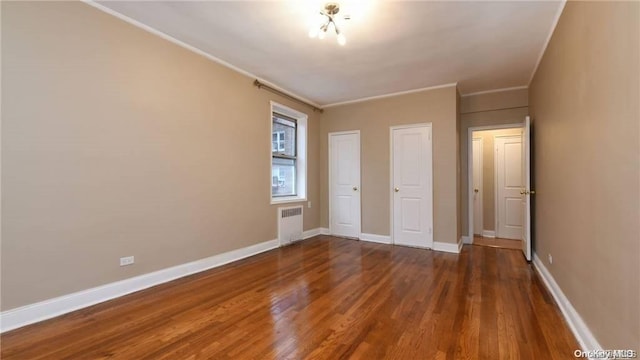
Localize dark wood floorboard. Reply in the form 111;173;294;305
1;236;579;359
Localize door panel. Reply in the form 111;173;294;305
330;132;361;238
392;126;433;248
472;138;483;235
505;198;523;225
401;198;421;232
504;142;522;187
522;116;532;261
496;135;523;240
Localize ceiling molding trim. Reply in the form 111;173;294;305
323;82;458;108
461;85;529;97
82;0;322;108
528;0;567;86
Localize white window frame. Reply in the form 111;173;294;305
270;101;307;204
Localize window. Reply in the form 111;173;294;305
272;131;285;152
271;113;297;197
271;102;307;203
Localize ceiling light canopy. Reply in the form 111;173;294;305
309;2;349;46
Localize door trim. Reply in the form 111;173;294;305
389;123;433;246
328;130;361;239
467;123;523;244
472;137;483;236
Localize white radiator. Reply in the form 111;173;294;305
278;206;303;246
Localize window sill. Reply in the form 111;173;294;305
271;196;307;205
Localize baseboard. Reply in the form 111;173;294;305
532;254;602;355
319;227;330;235
302;227;324;240
482;230;496;238
0;238;279;333
433;240;462;254
360;233;391;244
354;234;461;253
461;235;472;244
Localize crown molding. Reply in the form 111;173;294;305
461;85;528;97
81;1;322;109
323;82;458;108
528;0;567;85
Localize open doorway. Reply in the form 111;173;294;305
468;124;524;250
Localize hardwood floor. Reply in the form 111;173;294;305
1;236;579;359
473;235;522;250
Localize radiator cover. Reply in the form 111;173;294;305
278;206;303;246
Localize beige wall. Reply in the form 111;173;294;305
320;86;459;244
456;90;462;241
471;128;522;232
529;1;639;349
1;2;320;310
460;88;528;114
460;88;528;237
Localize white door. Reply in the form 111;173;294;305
391;125;433;248
329;132;361;238
495;135;523;240
472;138;483;236
521;117;532;261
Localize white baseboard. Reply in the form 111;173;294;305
360;233;391;244
319;227;330;235
353;232;462;253
0;238;279;333
461;235;472;244
433;240;462;254
482;230;496;238
532;254;602;355
302;227;323;240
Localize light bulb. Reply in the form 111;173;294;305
308;27;319;38
318;31;326;40
337;33;346;46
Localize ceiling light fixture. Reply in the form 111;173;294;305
309;2;350;46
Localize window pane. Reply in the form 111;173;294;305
272;117;296;157
272;131;281;152
272;157;296;196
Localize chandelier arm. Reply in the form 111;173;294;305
321;21;330;32
311;2;347;42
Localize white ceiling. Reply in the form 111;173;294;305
94;1;563;106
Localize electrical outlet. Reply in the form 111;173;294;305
548;254;553;264
120;256;135;266
308;201;312;208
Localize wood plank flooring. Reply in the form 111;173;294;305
1;236;579;359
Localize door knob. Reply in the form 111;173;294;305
520;189;525;195
530;190;536;195
394;187;400;192
353;186;358;191
474;189;479;193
